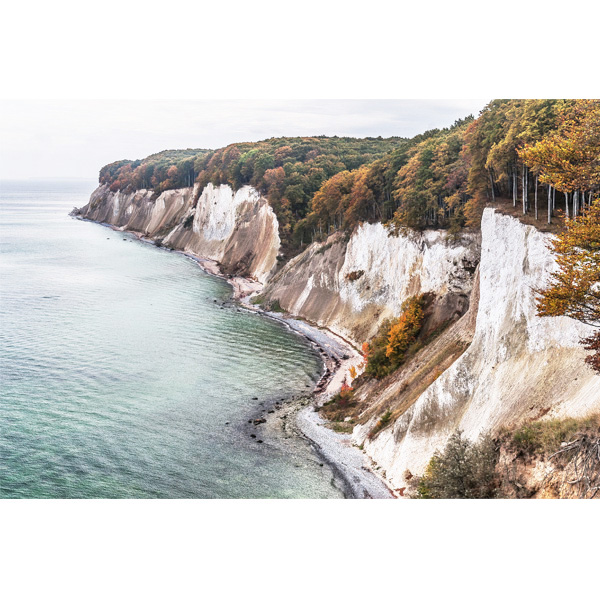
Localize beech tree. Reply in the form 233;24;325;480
536;199;600;372
520;100;600;219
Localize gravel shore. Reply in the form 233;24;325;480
244;309;395;499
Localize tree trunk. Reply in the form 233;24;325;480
565;192;570;219
525;166;529;213
522;167;526;215
489;170;495;202
513;166;517;207
547;185;552;225
535;175;538;220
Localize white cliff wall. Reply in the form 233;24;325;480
355;208;600;488
264;223;480;346
80;183;280;284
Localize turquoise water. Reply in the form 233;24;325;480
0;180;344;498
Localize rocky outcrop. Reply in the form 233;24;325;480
263;223;480;346
79;183;280;284
355;208;600;489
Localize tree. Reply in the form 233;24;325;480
536;199;600;372
417;431;498;499
363;295;426;379
520;100;600;218
386;295;425;369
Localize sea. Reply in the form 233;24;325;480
0;179;345;498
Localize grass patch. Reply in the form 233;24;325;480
506;416;600;456
331;422;354;434
368;409;393;439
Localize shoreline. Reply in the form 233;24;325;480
75;215;395;499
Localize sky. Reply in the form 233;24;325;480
0;100;487;181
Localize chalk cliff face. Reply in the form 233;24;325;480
80;183;280;283
263;223;480;345
354;209;600;488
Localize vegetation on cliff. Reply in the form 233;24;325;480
413;416;600;499
98;136;403;251
305;100;599;237
100;149;212;193
416;431;499;499
96;100;600;251
362;295;426;379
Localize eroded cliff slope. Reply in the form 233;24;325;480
355;209;600;489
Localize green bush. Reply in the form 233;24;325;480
417;431;499;499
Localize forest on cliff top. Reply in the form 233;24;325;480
99;100;600;250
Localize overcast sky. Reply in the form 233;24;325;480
0;100;487;181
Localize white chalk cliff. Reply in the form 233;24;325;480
81;183;280;283
263;223;480;345
353;209;600;488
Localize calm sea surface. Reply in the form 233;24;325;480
0;180;344;498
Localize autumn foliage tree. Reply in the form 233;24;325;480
364;295;426;379
386;296;425;369
536;199;600;372
520;100;600;197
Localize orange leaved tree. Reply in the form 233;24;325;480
536;199;600;372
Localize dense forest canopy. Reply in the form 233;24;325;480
99;148;212;192
99;100;600;250
99;136;404;249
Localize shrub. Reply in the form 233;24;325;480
364;295;426;379
268;299;284;313
345;270;365;282
319;383;355;422
368;409;393;439
417;431;499;499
